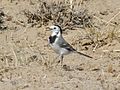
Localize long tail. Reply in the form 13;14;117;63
74;51;93;58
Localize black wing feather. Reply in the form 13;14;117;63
59;40;93;58
60;43;75;51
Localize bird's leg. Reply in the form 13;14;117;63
53;55;63;67
52;55;64;67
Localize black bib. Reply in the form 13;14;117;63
49;35;57;44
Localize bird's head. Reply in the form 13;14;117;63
49;25;62;36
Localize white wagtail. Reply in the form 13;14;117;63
48;25;92;65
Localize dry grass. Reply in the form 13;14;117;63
23;0;93;29
0;9;7;30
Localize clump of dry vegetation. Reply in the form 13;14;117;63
23;0;93;29
0;10;7;30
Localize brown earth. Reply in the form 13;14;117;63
0;0;120;90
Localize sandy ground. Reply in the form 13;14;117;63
0;0;120;90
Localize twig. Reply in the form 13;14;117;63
93;44;98;52
70;0;73;9
106;11;120;26
116;73;120;79
5;56;9;67
9;31;18;67
102;50;109;52
12;46;18;67
101;69;105;79
112;50;120;52
9;43;18;67
26;41;34;52
93;16;115;26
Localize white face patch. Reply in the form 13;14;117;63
50;25;61;37
50;26;60;32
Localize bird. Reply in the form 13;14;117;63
48;25;92;65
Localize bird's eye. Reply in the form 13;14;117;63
54;27;56;29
